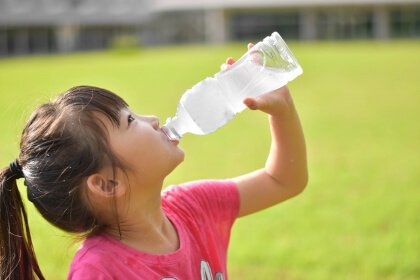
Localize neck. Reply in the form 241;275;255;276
105;181;179;254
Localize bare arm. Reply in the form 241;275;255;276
233;85;308;217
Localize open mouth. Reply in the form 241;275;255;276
160;128;179;145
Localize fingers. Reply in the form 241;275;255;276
222;43;253;71
226;57;235;65
221;57;235;71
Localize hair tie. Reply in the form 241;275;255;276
9;159;24;179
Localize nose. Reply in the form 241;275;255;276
145;116;160;130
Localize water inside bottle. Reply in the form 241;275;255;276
163;57;302;139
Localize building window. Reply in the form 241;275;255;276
317;9;374;39
230;11;300;41
0;27;56;56
150;11;205;44
390;8;420;38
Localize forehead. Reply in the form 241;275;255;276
93;108;125;131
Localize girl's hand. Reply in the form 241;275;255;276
225;43;295;118
243;86;293;117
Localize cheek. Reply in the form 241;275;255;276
114;131;164;167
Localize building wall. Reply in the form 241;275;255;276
0;25;142;56
0;0;150;56
148;4;420;45
144;10;206;45
0;1;419;57
223;5;420;42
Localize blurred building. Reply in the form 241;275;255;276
0;0;419;56
0;0;152;56
151;0;420;43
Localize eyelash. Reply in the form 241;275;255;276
128;114;135;125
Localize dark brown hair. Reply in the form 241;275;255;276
0;86;128;280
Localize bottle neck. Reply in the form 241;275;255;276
161;123;182;140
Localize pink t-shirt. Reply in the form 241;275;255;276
68;180;240;280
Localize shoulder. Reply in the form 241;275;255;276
163;179;238;199
163;180;238;207
71;235;111;262
68;262;112;280
68;235;121;278
162;179;240;222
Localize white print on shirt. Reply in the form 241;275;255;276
200;260;225;280
160;260;224;280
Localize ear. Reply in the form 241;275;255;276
86;173;126;198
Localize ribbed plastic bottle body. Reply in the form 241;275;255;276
162;32;303;140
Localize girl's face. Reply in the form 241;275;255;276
106;108;184;186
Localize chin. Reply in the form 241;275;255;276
175;146;185;162
175;150;185;166
164;150;184;175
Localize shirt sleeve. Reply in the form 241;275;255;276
164;180;240;243
185;180;239;223
67;263;112;280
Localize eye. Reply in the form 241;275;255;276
127;114;135;126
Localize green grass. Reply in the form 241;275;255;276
0;40;419;279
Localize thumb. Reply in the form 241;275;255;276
244;95;273;112
243;97;259;110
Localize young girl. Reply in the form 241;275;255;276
0;50;307;280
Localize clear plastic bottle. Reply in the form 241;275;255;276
162;31;303;140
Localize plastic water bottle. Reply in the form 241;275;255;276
162;31;303;140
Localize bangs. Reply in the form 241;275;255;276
56;86;128;126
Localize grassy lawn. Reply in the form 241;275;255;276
0;40;419;279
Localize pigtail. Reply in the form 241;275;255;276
0;167;44;280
